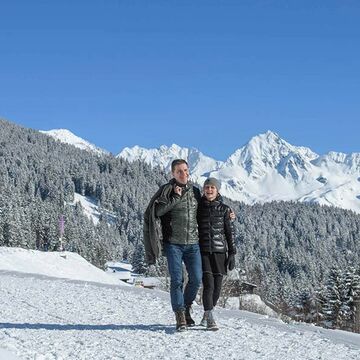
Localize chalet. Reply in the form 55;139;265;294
226;280;258;297
226;270;257;296
105;261;132;282
105;261;162;289
131;277;162;289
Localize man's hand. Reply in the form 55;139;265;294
174;185;183;196
229;210;236;220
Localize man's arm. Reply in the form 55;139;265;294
155;186;182;217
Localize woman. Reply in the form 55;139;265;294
197;177;236;330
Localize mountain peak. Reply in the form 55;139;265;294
225;131;317;179
247;130;283;148
262;130;281;140
118;143;222;175
265;129;279;136
169;143;182;151
40;129;108;156
42;128;74;137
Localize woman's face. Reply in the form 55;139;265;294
204;184;218;201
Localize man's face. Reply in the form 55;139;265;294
204;185;218;201
172;163;189;185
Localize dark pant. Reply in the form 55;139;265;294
202;273;223;311
165;243;202;312
201;252;226;311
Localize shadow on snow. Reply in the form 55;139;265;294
0;322;174;334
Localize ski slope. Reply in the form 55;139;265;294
0;248;359;360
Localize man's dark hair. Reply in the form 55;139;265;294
171;159;188;173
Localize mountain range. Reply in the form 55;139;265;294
42;129;360;213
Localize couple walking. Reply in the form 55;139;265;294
144;159;236;331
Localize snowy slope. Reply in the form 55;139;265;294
40;129;109;156
1;247;360;360
0;247;122;286
72;193;117;225
118;131;360;213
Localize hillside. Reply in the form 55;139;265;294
0;247;359;360
0;118;168;269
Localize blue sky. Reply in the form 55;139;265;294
1;0;359;160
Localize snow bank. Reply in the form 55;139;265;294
226;294;279;318
0;247;123;286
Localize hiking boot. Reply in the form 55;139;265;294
185;305;195;327
199;311;208;327
175;310;187;332
206;310;219;331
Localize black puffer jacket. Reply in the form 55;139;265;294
197;194;236;254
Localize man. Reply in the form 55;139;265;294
144;159;202;331
143;159;235;331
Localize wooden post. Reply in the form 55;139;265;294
59;215;64;251
354;295;360;333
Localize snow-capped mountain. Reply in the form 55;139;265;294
118;131;360;213
118;144;223;176
224;131;318;179
40;129;109;156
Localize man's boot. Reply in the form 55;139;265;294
185;305;195;327
175;310;187;332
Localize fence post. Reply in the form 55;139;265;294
354;295;360;333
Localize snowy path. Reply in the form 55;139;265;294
1;272;360;360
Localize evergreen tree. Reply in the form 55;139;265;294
321;267;343;328
132;242;147;274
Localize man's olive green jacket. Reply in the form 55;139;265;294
143;179;201;265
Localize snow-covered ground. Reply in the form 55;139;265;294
1;247;360;360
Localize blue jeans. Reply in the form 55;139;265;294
164;243;202;312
